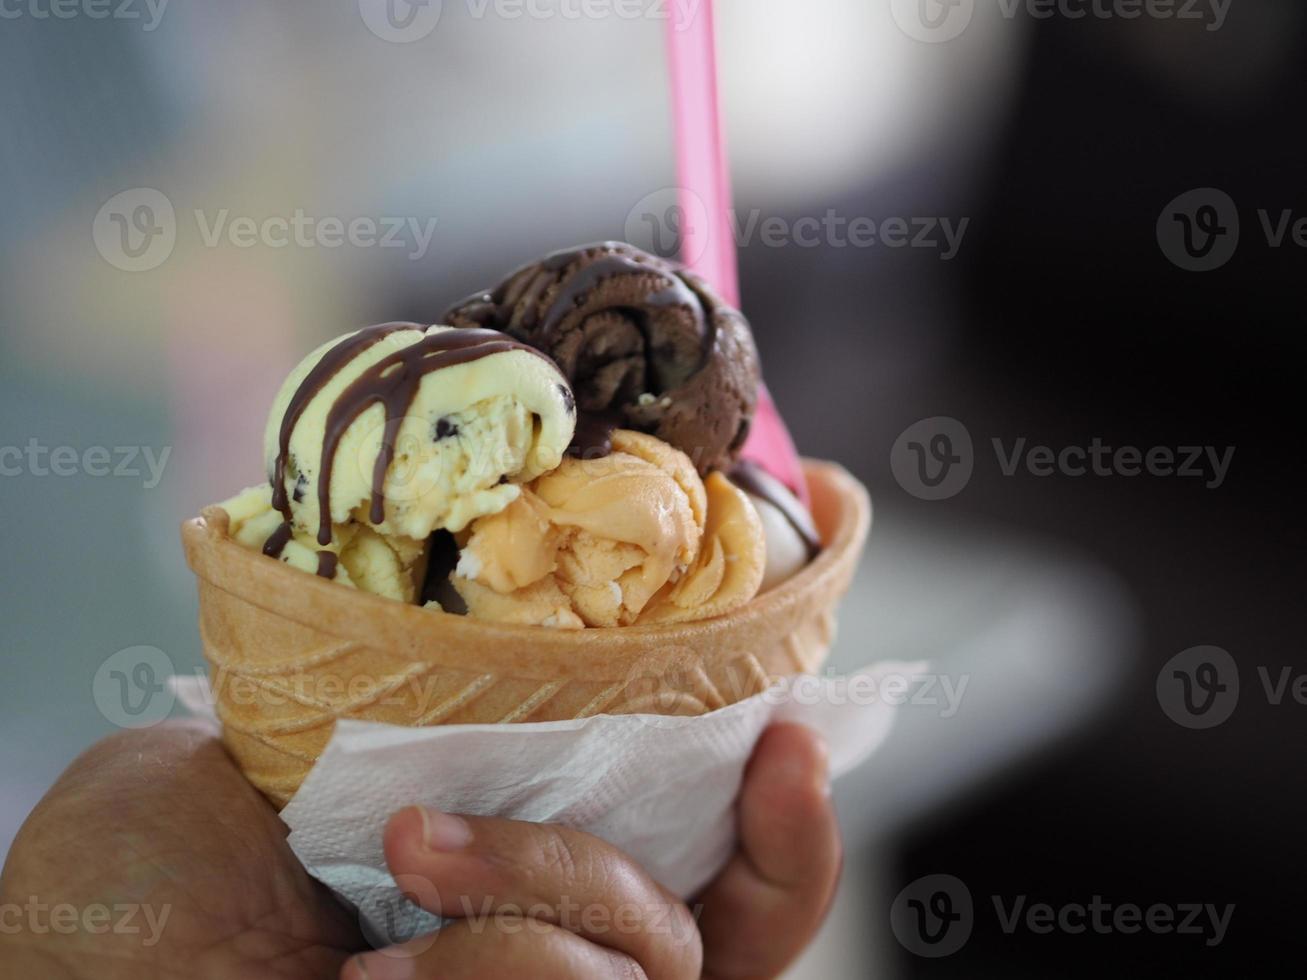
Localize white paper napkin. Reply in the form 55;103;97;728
173;660;922;943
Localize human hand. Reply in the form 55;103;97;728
343;722;840;979
0;720;361;979
0;721;839;979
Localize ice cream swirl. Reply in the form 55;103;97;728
444;242;760;476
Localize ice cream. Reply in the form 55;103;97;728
728;462;821;593
177;215;872;819
221;484;427;602
450;430;764;628
264;322;576;553
637;469;769;624
219;245;819;625
184;250;867;805
182;455;869;803
444;242;760;476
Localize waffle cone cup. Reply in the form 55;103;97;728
182;460;870;807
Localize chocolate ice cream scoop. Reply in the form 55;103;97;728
444;242;760;475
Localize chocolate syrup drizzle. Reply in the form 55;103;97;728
269;323;558;552
730;461;821;559
566;409;622;459
456;244;709;382
446;243;718;454
261;521;294;560
271;322;415;520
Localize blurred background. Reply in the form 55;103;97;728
1;0;1302;974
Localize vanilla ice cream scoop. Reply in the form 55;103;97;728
729;461;821;592
220;484;428;603
264;323;576;549
453;430;766;628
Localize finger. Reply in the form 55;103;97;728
382;807;700;980
341;918;644;980
697;723;841;980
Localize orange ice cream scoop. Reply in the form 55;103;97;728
636;472;765;625
453;430;764;628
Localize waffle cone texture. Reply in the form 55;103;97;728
182;461;871;807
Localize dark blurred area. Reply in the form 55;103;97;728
870;9;1307;977
1;1;1302;975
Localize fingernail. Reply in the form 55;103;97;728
417;807;472;851
352;951;415;980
